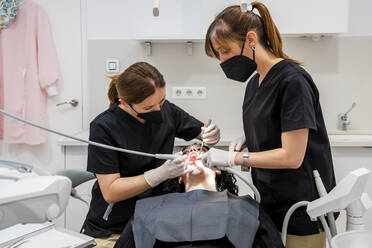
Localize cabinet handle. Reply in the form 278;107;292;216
56;99;79;107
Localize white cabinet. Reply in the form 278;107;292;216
87;0;203;39
263;0;349;35
87;0;348;39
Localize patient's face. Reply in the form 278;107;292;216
183;145;208;174
180;144;219;184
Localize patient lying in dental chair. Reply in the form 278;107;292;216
114;144;283;248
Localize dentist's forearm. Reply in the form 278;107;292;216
234;148;303;169
96;174;151;204
234;129;308;169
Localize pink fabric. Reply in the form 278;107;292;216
0;0;60;145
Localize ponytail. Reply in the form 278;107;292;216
205;2;302;66
107;75;120;108
251;2;302;65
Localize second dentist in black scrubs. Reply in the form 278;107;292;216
201;3;336;248
81;62;221;248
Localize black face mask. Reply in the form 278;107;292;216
130;104;164;124
220;39;257;82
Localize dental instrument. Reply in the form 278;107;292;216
0;109;178;160
313;170;337;236
0;108;183;226
200;119;212;153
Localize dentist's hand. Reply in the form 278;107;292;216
201;123;220;146
229;136;246;152
144;153;192;187
201;148;237;169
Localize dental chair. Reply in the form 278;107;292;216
55;169;95;207
0;160;96;248
0;160;95;228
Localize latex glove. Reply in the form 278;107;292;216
229;136;247;152
201;123;220;146
144;154;192;187
201;148;237;169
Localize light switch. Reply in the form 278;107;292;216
109;62;116;70
106;59;120;73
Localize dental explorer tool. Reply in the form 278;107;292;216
200;119;212;153
0;109;178;160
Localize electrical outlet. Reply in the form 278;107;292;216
172;87;207;99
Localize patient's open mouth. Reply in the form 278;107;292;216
186;151;204;174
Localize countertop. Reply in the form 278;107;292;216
57;129;372;148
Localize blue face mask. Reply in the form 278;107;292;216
219;38;257;82
0;0;18;29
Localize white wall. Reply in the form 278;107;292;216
86;0;372;132
87;35;372;132
87;40;246;133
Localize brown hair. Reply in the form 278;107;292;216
205;2;302;65
107;62;166;108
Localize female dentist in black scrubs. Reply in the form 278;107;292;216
202;2;336;248
82;62;220;248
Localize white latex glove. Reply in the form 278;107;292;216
201;148;237;169
201;123;220;146
144;154;192;187
229;136;247;152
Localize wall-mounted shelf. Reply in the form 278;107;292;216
135;37;203;56
136;35;204;43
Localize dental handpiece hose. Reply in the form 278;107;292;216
281;201;333;247
0;109;178;160
0;108;181;223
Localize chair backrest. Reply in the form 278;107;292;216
55;169;95;188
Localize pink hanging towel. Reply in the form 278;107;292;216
0;0;60;145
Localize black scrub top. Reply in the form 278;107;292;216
82;100;203;238
243;59;336;235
